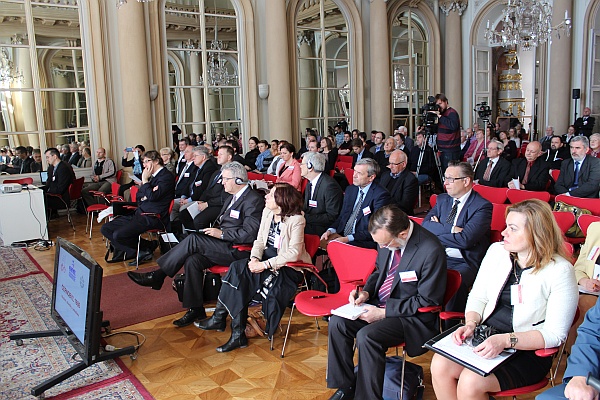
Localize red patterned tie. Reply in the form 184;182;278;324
483;160;493;181
378;250;402;305
522;161;533;185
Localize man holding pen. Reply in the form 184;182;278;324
326;205;447;400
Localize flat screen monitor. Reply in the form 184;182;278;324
51;237;103;364
40;171;48;185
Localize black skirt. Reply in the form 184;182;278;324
493;350;553;391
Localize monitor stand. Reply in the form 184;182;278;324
8;320;136;398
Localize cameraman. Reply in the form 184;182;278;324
424;93;461;171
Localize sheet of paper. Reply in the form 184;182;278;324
511;178;520;190
331;303;368;320
432;331;515;374
253;180;269;190
97;206;113;223
161;233;179;243
128;173;142;184
186;201;201;219
593;264;600;280
578;285;600;296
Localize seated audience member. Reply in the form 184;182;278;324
589;133;600;158
127;161;264;327
373;137;397;173
554;136;600;198
369;131;385;154
267;140;287;176
59;144;71;162
327;205;447;400
474;139;512;187
0;146;32;174
43;147;75;216
255;140;273;172
409;131;438;185
118;144;146;198
508;141;550;191
175;137;189;166
188;133;198;146
77;147;92;168
545;136;571;169
423;161;492;315
30;149;43;173
244;136;260;170
508;127;521;149
170;145;197;221
197;183;310;352
499;130;517;161
180;145;232;232
536;297;600;400
338;132;353;156
226;138;249;168
67;142;81;166
463;129;486;166
574;106;595;137
160;147;177;175
81;148;116;207
321;158;391;249
297;133;317;160
101;150;175;264
563;125;577;145
459;130;469;160
540;126;555;152
431;199;578;400
393;133;410;157
0;147;9;164
300;152;343;236
172;125;181;148
351;138;373;168
320;137;338;174
396;126;414;151
275;142;302;191
379;150;418;216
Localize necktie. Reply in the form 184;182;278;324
344;189;365;237
189;168;201;194
305;181;313;201
446;199;460;225
573;161;581;188
176;163;190;188
378;250;402;305
522;161;533;185
483;160;493;181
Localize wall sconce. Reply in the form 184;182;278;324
258;84;269;100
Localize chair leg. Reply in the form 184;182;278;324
136;234;142;269
314;317;320;330
281;303;295;358
400;348;406;400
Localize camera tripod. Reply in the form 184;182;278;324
415;127;444;186
473;117;492;172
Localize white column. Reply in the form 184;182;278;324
370;0;391;133
15;47;39;147
188;52;205;134
440;1;467;113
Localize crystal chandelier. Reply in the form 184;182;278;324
0;48;23;85
484;0;571;50
116;0;154;9
392;66;408;103
200;1;237;87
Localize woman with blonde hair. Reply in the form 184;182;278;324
431;199;578;400
160;147;177;175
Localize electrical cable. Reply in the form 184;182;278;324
101;330;146;351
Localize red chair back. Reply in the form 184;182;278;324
337;155;353;164
247;171;264;181
490;203;509;242
550;169;560;182
578;216;600;236
472;184;508;204
444;270;462;307
552;211;575;235
555;194;600;216
506;188;551;204
300;177;309;195
429;194;437;208
4;177;34;185
263;174;277;183
111;182;120;195
336;161;352;171
408;216;424;225
563;241;575;263
304;234;320;258
327;241;377;291
116;169;123;183
344;168;354;186
130;185;139;202
69;177;85;200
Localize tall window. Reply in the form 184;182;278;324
164;0;241;143
296;0;350;136
391;9;430;132
0;0;88;152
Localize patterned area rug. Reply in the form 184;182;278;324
0;273;153;399
0;246;43;282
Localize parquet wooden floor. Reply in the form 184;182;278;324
25;214;555;399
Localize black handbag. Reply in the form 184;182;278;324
355;356;424;400
172;273;185;303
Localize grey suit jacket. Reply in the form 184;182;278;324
555;156;600;198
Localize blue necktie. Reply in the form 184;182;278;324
573;161;580;188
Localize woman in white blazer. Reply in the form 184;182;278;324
431;199;578;400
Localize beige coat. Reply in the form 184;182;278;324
574;221;600;283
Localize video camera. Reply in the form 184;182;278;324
420;96;440;133
474;101;492;120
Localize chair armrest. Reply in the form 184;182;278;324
233;244;252;251
286;261;314;268
439;311;465;321
535;347;559;358
418;305;442;313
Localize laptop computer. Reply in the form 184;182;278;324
40;171;48;185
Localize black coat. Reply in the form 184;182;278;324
510;158;550;192
474;157;512;188
303;173;343;236
379;169;419;216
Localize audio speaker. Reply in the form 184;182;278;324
573;89;581;100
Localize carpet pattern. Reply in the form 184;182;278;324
0;246;43;282
54;378;152;400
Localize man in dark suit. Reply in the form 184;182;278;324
351;138;373;168
379;150;418;215
369;131;385;154
169;145;198;225
43;147;75;216
423;161;492;315
562;125;577;145
67;142;81;166
101;150;176;264
0;146;33;174
321;158;391;249
373;138;396;174
180;145;233;232
175;137;190;174
127;161;264;327
574;107;595;137
300;152;343;236
474;139;512;187
59;144;71;163
409;131;439;186
545;136;572;169
508;141;550;191
555;136;600;198
540;126;555;152
327;205;447;400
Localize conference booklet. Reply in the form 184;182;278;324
331;303;368;320
423;324;516;377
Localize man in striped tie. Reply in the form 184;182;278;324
327;205;447;400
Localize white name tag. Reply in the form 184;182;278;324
287;165;294;170
230;210;240;219
274;233;282;249
195;180;202;187
184;172;190;178
594;264;600;280
362;206;371;216
399;271;417;282
309;200;318;208
511;284;524;305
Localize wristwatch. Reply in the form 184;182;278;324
509;332;518;348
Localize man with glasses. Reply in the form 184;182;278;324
554;136;600;198
422;161;492;317
379;150;418;216
474;139;511;188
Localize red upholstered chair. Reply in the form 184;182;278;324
337;155;353;164
86;182;122;240
130;185;139;202
134;199;175;269
578;215;600;236
506;188;551;204
429;194;437;208
490;203;509;243
46;177;84;231
344;168;354;186
550;169;560;182
206;244;254;276
472;184;508;204
263;174;277;183
408;216;424;225
300;177;309;195
552;211;575;236
4;177;34;185
247;171;264;181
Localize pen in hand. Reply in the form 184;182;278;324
353;285;360;307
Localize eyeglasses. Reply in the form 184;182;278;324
222;176;235;182
444;176;467;183
379;238;397;249
388;161;405;166
142;159;152;164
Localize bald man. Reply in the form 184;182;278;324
508;141;550;191
378;150;418;215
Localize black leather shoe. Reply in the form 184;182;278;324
328;388;355;400
194;316;226;332
128;250;153;266
127;270;165;290
106;249;125;263
173;308;206;328
216;334;248;353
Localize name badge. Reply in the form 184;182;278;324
309;200;318;208
274;233;282;249
587;246;600;262
184;172;190;178
52;176;56;181
287;166;294;170
511;284;524;305
362;206;371;216
230;210;240;219
195;180;202;187
399;271;418;282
